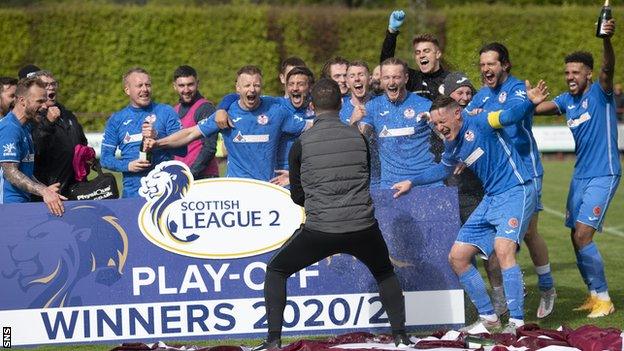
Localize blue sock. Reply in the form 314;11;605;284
575;250;590;289
459;265;494;315
579;242;608;293
535;264;554;291
502;264;524;320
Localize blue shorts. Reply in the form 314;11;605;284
533;176;543;212
565;175;620;231
457;182;537;257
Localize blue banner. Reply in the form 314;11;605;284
0;162;462;347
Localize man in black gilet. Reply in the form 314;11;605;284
252;79;410;350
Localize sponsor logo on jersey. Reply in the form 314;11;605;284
123;119;133;126
123;132;143;144
378;126;415;138
567;104;576;110
257;114;269;125
567;112;591;128
464;130;475;142
498;92;507;103
379;126;391;137
380;110;390;116
21;153;34;162
2;143;16;157
403;108;416;119
463;147;484;166
508;217;519;228
233;131;269;143
232;117;243;123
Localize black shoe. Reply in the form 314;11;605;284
251;339;281;351
393;333;413;347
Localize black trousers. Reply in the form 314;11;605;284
264;221;406;337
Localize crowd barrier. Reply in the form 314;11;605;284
0;161;463;347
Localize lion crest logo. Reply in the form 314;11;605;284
139;161;197;243
2;204;128;308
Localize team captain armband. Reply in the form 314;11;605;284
487;110;503;129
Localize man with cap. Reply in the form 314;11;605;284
440;71;506;317
21;67;89;200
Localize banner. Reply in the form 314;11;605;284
0;161;463;347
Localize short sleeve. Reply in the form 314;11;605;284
0;126;21;163
553;93;568;115
280;106;306;135
198;113;219;137
361;100;375;127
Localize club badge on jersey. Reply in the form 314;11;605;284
403;108;416;119
257;114;269;125
498;92;507;103
464;130;475;142
145;114;157;124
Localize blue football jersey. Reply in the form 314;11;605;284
442;110;533;195
272;97;314;170
339;95;355;125
198;97;306;181
0;113;35;203
466;76;543;179
553;82;621;178
101;103;183;198
361;92;437;188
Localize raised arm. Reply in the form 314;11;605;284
380;10;405;63
599;19;615;93
488;80;550;127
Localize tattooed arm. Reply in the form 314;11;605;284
1;162;66;216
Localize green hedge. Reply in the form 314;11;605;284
0;4;621;130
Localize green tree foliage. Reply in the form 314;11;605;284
0;4;620;129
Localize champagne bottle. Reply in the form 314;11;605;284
139;132;152;162
139;117;153;162
596;0;613;38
